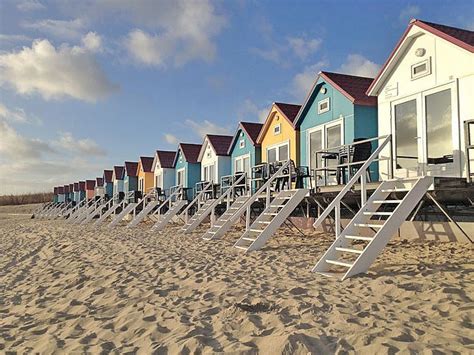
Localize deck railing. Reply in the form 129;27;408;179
313;135;392;238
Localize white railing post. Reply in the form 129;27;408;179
335;203;341;238
361;173;367;206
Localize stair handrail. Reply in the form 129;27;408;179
180;181;213;222
313;135;392;237
153;185;184;217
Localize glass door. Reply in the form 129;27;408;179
309;128;323;185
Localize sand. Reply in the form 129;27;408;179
0;205;472;353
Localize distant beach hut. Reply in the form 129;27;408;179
257;102;302;165
295;71;378;186
112;166;125;197
53;187;59;203
68;183;74;201
137;156;155;195
198;134;233;184
63;185;70;202
124;161;139;195
79;181;86;201
103;169;113;198
95;177;104;197
152;150;177;196
228;122;263;176
73;182;80;202
57;186;65;203
173;143;202;199
85;180;96;199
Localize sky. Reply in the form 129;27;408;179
0;0;473;194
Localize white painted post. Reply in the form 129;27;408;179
246;205;251;231
335;203;341;238
361;173;367;206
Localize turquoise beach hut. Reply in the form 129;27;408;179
295;71;378;186
173;143;202;199
123;161;139;196
112;166;125;197
103;169;113;198
228;122;263;176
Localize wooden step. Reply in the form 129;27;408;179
235;245;248;251
381;188;410;193
317;271;346;278
263;212;279;216
242;237;256;242
335;247;364;254
363;211;393;216
345;235;374;241
326;259;353;268
355;223;384;228
373;200;402;204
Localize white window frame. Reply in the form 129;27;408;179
411;58;431;80
273;123;281;135
318;97;330;114
234;153;251;175
239;139;245;149
176;168;186;187
202;163;216;183
266;140;290;163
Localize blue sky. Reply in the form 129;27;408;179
0;0;472;194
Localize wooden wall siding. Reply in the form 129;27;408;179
260;106;300;165
230;127;261;175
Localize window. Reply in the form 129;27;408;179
318;98;330;114
234;155;251;176
273;123;281;135
177;169;185;186
426;89;453;164
395;99;418;169
411;58;431;80
239;139;245;149
203;164;215;182
267;143;289;163
309;129;323;170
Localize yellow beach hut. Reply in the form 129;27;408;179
257;102;302;165
137;156;155;195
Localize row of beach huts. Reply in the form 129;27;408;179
36;19;474;280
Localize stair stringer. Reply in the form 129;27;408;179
235;189;309;251
74;200;102;224
151;200;188;232
181;199;216;233
81;199;109;224
94;201;124;226
108;202;138;228
127;200;160;227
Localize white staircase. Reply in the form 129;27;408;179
201;160;296;241
312;176;433;280
81;198;109;224
151;200;187;231
94;200;124;226
202;196;249;240
66;200;90;223
108;202;138;227
181;198;216;233
128;200;160;227
73;199;102;224
234;189;309;251
55;201;74;219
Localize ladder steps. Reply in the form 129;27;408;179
355;223;384;228
345;235;374;241
249;228;264;233
242;237;256;242
326;259;353;268
373;200;402;204
235;245;248;251
255;220;271;224
335;247;364;254
363;211;393;216
263;212;279;216
381;188;410;192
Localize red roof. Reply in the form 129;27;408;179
124;161;138;177
274;102;302;124
73;182;79;192
178;143;202;163
368;19;474;95
113;166;124;180
63;185;69;193
206;134;233;156
86;180;95;190
96;177;103;187
69;183;74;191
156;150;176;169
241;122;263;144
103;169;113;183
79;181;86;191
139;156;154;173
58;186;64;194
320;71;377;106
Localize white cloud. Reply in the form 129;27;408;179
164;133;180;145
0;102;41;124
337;54;380;78
17;0;45;12
121;0;226;67
184;119;231;139
238;99;269;123
81;32;102;52
399;5;420;24
287;37;322;60
0;34;31;44
0;33;118;102
0;120;54;160
53;132;106;156
291;60;329;100
23;18;87;40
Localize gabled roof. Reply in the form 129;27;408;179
86;180;95;190
368;19;474;95
256;102;302;144
103;169;113;183
198;134;233;161
96;177;104;187
228;121;264;154
153;150;177;170
173;143;202;165
79;181;86;191
124;161;138;177
139;156;154;173
294;71;376;126
113;166;125;180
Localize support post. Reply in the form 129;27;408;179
335;203;341;238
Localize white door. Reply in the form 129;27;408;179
392;83;459;178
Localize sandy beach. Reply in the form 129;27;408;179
0;204;472;353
